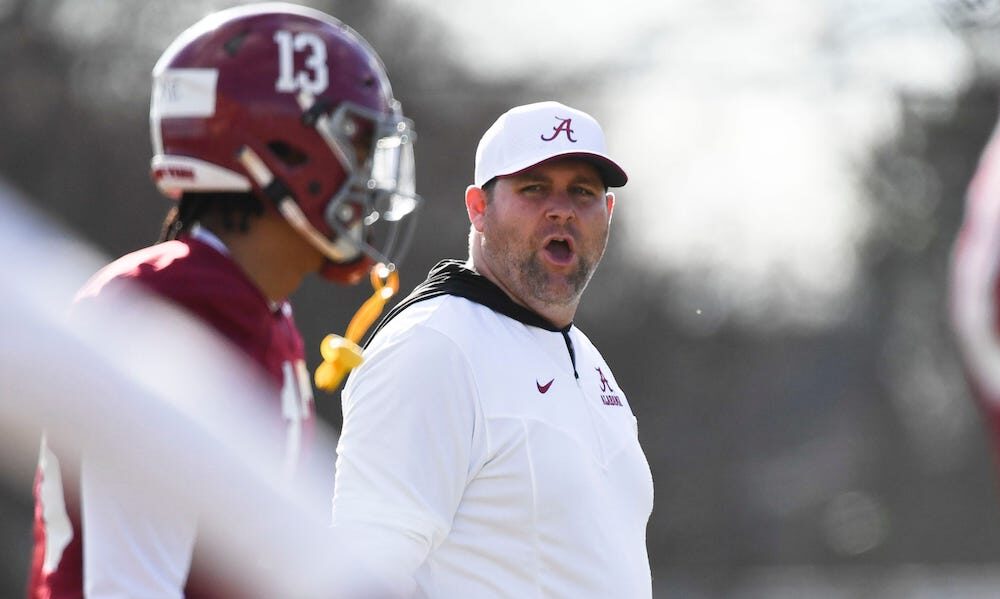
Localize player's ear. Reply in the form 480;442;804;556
606;191;615;222
466;185;488;232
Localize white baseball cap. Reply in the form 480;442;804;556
474;101;628;188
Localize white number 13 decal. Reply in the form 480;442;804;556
274;30;329;95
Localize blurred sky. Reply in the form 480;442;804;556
19;0;999;331
406;0;984;332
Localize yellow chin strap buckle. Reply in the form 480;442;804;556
314;263;399;392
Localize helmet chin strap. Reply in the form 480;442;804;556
236;144;400;392
236;146;359;263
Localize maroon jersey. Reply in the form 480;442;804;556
952;122;1000;473
28;235;314;599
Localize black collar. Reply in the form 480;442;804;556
364;259;570;348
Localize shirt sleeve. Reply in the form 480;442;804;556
81;451;197;599
332;322;483;578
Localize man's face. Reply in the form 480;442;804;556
478;159;614;310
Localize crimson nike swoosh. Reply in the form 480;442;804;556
536;379;554;394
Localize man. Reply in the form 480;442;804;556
28;4;420;598
333;101;653;597
951;115;1000;474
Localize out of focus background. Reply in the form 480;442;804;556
5;0;1000;596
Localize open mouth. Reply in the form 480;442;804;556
543;236;575;265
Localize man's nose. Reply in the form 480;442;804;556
544;191;575;221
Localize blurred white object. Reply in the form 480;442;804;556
0;179;412;598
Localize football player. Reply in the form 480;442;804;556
27;4;419;598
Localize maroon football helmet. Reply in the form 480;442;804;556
149;3;420;284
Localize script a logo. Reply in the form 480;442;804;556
596;367;613;392
540;116;577;142
596;367;622;406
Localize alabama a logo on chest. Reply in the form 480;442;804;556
596;367;622;406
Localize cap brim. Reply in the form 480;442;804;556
490;151;628;189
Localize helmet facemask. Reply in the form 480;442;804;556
305;94;421;270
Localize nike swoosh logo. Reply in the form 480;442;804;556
536;379;554;394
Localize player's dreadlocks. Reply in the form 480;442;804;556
158;192;265;242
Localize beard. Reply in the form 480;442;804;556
520;249;594;305
483;217;608;309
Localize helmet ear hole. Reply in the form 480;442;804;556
308;181;322;196
267;141;309;167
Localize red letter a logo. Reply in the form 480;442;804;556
540;117;577;142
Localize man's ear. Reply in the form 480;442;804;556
606;191;616;223
466;185;488;232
